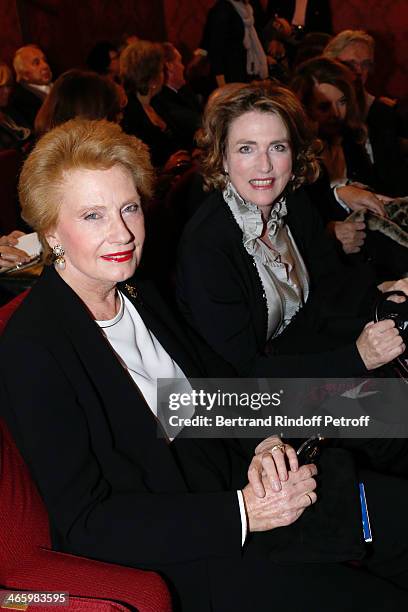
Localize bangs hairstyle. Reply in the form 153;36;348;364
198;82;320;192
291;56;366;141
120;40;164;95
0;63;13;87
19;118;154;263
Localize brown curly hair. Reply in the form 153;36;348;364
198;81;321;192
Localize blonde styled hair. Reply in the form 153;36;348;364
0;63;13;87
198;82;320;192
19;118;154;263
324;30;374;59
120;40;164;96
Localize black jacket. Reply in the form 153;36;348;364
3;267;408;610
152;85;202;151
0;266;247;611
367;98;408;197
201;0;249;83
267;0;332;33
177;188;378;376
121;92;179;167
8;82;45;130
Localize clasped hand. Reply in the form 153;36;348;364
242;436;317;533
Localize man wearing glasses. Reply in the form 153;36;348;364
324;30;407;197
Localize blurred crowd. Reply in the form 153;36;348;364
0;0;407;288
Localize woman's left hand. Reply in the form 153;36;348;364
248;436;299;498
336;185;391;216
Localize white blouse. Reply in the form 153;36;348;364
96;291;187;417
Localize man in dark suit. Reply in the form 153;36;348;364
9;45;53;129
152;43;202;151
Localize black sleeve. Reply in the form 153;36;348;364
177;220;369;378
285;190;379;327
0;336;242;568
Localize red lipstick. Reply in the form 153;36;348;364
101;250;134;263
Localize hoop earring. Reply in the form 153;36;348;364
53;244;66;270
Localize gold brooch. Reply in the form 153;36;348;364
124;283;138;299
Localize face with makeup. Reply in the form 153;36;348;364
46;165;145;295
307;82;347;139
223;110;293;217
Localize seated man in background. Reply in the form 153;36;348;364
152;42;202;151
9;45;53;129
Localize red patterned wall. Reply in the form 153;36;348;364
0;0;23;66
164;0;214;57
1;1;406;98
2;0;166;77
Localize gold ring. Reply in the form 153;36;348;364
270;443;285;453
306;493;313;506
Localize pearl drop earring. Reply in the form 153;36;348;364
52;244;66;270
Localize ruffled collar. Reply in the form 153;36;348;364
222;181;288;261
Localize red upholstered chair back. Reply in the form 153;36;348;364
0;417;51;583
0;289;49;581
0;148;22;235
0;289;29;333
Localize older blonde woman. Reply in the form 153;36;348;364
0;118;328;612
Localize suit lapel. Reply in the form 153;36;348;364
41;267;188;490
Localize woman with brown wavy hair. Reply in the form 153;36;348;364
291;57;408;277
177;81;406;378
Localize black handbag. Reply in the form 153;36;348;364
374;291;408;380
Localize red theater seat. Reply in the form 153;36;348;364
0;294;172;612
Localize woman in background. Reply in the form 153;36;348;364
291;57;408;277
120;40;183;167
